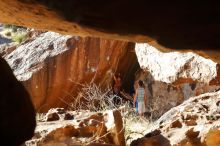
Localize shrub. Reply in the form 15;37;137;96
3;24;26;32
4;31;11;37
65;83;123;112
12;33;27;44
57;82;154;145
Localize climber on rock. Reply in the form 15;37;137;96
112;73;122;105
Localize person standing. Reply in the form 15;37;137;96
112;73;122;105
133;80;139;114
133;80;147;117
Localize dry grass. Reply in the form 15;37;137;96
123;105;154;145
149;95;176;120
60;82;152;144
61;83;123;112
36;113;46;122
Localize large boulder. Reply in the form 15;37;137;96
3;31;138;111
135;43;218;84
0;57;36;146
135;43;220;118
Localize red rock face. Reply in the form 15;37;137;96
4;32;137;112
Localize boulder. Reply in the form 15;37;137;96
43;125;79;142
135;44;220;118
46;113;60;121
64;113;74;120
3;31;138;112
131;134;171;146
205;129;220;146
135;43;218;84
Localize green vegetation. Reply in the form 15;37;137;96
5;31;11;37
3;24;26;32
0;24;28;44
12;33;27;44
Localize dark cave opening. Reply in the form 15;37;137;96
116;43;140;96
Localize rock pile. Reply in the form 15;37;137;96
43;108;74;122
131;90;220;146
26;109;125;146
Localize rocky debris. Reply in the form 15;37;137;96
44;108;74;122
3;31;138;112
135;43;217;84
46;113;60;121
25;109;125;146
64;113;74;120
131;134;171;146
131;90;220;146
0;57;36;146
170;120;182;128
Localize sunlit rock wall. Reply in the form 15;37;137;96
3;32;137;112
135;44;220;118
135;43;217;84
